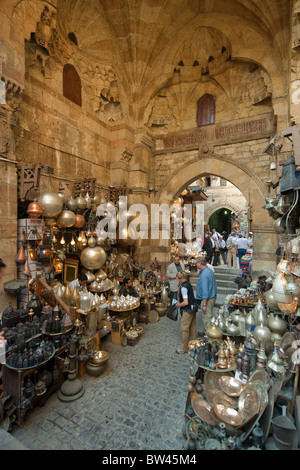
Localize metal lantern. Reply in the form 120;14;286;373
56;210;76;228
80;246;107;270
38;192;63;218
27;199;44;218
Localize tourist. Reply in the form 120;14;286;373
247;232;253;252
166;255;184;306
119;277;140;298
218;235;227;265
205;256;215;272
196;257;217;331
203;231;215;264
226;232;237;268
175;271;197;354
235;233;249;268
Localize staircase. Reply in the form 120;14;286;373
189;265;240;308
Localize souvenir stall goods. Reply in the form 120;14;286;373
183;259;300;450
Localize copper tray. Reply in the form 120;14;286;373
191;397;219;426
213;404;243;427
238;385;260;423
218;376;244;397
206;389;238;409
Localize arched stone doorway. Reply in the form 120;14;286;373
154;155;277;274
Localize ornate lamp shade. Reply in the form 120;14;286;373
27;199;44;218
38;192;63;218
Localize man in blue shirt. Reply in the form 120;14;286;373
196;257;217;331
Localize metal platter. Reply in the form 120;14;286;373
205;388;238;409
213;404;243;427
148;310;159;323
238;385;260;423
203;370;233;391
246;379;268;411
191;396;219;426
218;376;244;397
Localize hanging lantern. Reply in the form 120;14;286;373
26;228;42;248
74;214;85;229
27;199;44;218
60;234;66;245
38;192;63;218
23;258;32;277
57;210;76;228
16;244;26;264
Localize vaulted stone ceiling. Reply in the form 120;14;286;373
56;0;291;113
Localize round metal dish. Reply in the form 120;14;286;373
218;376;244;397
213;404;243;427
205;389;238;409
191;397;219;426
148;310;159;323
247;379;268;410
203;370;233;391
238;385;260;423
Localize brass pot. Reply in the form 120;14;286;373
38;192;63;218
80;246;107;270
155;303;167;316
86;351;109;377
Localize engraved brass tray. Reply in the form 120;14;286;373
218;376;244;397
191;397;219;426
213;404;243;427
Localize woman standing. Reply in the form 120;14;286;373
175;271;198;354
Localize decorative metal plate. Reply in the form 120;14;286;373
213;404;243;427
218;376;244;397
191;397;219;426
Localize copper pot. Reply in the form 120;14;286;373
27;199;43;218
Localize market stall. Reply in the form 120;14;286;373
184;259;300;450
0;182;171;428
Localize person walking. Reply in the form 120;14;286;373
235;234;248;268
218;235;227;265
196;257;217;332
175;271;197;354
204;231;215;264
166;255;184;306
226;232;237;268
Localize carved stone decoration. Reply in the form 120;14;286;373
73;179;96;198
120;148;133;163
17;165;42;201
146;91;179;131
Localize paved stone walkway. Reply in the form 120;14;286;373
9;315;192;450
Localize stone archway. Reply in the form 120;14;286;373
204;201;245;226
154;155;277;274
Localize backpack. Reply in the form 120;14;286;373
226;237;234;250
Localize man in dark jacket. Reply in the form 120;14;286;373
204;231;215;263
175;271;197;354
